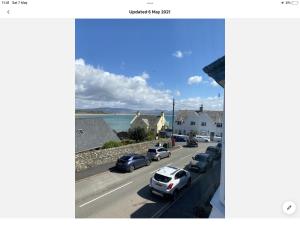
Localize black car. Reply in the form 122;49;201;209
172;135;188;142
186;138;198;147
116;154;151;172
188;153;213;172
205;146;221;160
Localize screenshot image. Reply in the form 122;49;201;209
0;1;300;225
75;19;225;218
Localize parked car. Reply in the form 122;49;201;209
213;136;222;142
205;146;221;160
172;135;188;142
149;166;191;200
116;154;151;172
195;135;210;142
188;153;213;173
216;142;222;149
147;147;171;161
186;138;198;147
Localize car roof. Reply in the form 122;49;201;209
155;166;181;176
123;153;139;157
149;147;162;150
195;153;210;157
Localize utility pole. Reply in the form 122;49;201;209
171;98;175;146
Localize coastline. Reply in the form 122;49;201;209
75;113;135;116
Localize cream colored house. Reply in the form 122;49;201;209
130;111;167;134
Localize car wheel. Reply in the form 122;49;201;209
172;189;179;201
128;165;134;172
186;178;192;187
157;156;161;161
168;153;171;157
146;160;150;166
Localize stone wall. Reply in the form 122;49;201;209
75;140;166;172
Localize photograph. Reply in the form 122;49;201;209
75;19;225;218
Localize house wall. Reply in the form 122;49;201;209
156;115;166;133
174;111;223;136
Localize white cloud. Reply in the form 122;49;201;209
76;58;223;111
141;72;149;79
173;50;183;58
188;76;202;85
210;78;219;87
75;59;172;109
175;96;223;110
175;90;181;96
173;50;192;58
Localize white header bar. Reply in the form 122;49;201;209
0;0;300;18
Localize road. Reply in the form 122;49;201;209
75;142;220;218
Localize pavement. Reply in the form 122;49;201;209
75;142;221;218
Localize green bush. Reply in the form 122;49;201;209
102;141;122;149
128;127;147;142
121;139;135;145
146;130;156;141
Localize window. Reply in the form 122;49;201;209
201;122;206;126
216;123;222;128
175;171;186;179
183;130;186;135
190;121;196;125
176;121;182;125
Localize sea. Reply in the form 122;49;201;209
76;114;173;132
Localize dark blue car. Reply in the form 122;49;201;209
116;154;151;172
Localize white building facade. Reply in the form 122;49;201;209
173;105;223;138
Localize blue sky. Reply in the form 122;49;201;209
75;19;224;110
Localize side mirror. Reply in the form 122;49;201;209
192;157;195;160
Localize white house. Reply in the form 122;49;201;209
173;105;223;139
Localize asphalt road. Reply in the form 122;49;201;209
75;142;220;218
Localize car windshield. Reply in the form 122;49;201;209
120;156;131;161
148;149;157;153
207;147;217;152
154;173;172;183
194;155;207;162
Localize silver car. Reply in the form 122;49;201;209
188;153;213;173
149;166;191;199
147;147;171;161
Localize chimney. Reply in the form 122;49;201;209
200;104;203;112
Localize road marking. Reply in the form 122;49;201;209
79;181;133;207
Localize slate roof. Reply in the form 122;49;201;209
131;115;161;128
203;111;223;123
75;117;120;153
175;110;197;121
176;110;223;123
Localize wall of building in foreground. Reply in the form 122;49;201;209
75;140;163;172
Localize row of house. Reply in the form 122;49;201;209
75;105;223;152
173;105;223;138
130;105;223;138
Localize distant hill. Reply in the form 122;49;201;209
75;107;173;115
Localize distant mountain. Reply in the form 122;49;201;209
75;107;173;115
